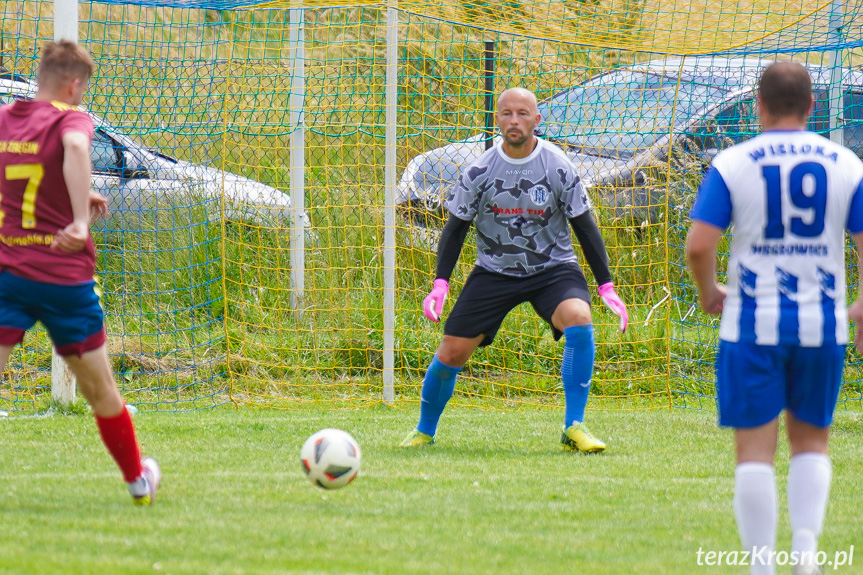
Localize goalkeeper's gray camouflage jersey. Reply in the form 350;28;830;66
446;138;590;277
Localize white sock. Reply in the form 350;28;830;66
734;462;777;575
788;453;831;566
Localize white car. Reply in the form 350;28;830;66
0;72;297;229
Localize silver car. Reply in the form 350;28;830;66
397;56;863;224
0;73;295;229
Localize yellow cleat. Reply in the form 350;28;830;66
130;456;161;506
561;423;606;453
132;493;152;507
399;429;435;448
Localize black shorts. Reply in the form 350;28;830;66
444;263;591;346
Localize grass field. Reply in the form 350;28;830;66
1;406;862;574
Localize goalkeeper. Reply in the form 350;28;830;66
400;87;628;452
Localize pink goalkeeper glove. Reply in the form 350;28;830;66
423;279;450;322
598;282;628;333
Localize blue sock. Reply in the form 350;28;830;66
416;356;461;437
561;324;595;427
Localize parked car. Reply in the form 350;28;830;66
0;72;298;230
396;57;863;224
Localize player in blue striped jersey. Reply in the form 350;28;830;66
687;61;863;575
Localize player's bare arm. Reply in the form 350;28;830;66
849;231;863;354
52;129;92;253
685;220;727;315
89;189;109;222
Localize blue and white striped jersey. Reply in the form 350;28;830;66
691;130;863;347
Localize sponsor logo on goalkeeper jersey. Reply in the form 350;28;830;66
491;206;548;216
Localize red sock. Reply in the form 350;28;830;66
95;408;142;483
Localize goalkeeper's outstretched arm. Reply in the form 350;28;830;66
435;214;472;280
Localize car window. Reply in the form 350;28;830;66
806;89;863;159
91;129;123;172
682;121;722;155
843;91;863;158
684;97;757;156
685;89;863;160
809;89;831;134
713;98;758;145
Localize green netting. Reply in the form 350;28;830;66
0;0;860;412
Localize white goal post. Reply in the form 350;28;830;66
50;0;79;406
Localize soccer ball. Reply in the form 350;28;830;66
300;428;362;489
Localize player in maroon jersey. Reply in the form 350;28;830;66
0;41;160;505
